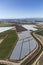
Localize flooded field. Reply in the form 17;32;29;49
10;31;37;60
22;25;37;31
0;27;13;33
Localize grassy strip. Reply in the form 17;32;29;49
0;30;18;59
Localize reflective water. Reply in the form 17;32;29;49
10;31;37;60
0;27;13;33
22;25;37;31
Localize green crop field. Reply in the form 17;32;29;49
0;24;9;27
0;30;18;59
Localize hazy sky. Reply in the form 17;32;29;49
0;0;43;19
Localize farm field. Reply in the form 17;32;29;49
35;30;43;36
0;29;18;59
0;23;11;27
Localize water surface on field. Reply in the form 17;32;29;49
0;27;13;33
10;31;37;60
22;25;37;31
